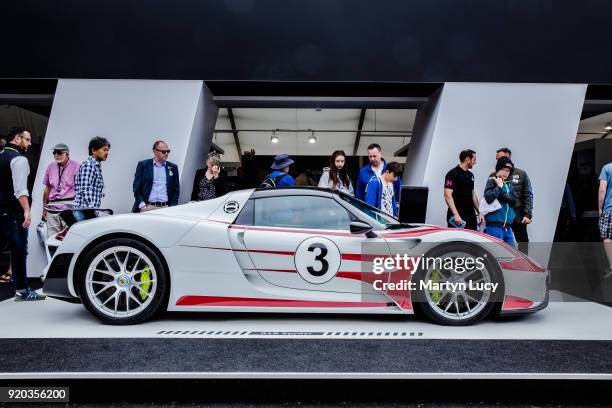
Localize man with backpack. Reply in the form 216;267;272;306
260;154;296;188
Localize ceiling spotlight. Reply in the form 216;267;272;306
271;130;279;144
308;131;316;144
606;123;612;132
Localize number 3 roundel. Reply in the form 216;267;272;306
294;237;341;284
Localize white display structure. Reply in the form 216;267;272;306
404;82;587;243
27;79;218;277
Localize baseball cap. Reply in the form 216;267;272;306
52;143;70;152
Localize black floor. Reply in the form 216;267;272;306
1;338;611;375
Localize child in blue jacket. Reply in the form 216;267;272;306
364;162;402;217
483;156;517;247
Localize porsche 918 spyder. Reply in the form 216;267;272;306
42;187;548;325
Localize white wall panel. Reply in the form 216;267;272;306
27;79;215;277
405;83;586;242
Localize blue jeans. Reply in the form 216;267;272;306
0;211;29;290
72;210;86;222
485;225;517;248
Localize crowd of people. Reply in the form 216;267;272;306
443;148;533;248
1;126;539;301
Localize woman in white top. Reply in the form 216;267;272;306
318;150;354;196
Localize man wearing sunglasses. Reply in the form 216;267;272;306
132;140;180;213
42;143;79;235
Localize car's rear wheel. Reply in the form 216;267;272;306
412;243;503;326
77;238;168;325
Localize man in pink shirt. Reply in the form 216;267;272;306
42;143;79;235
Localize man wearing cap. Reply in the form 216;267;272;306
42;143;79;235
264;154;296;187
483;156;518;247
494;148;533;244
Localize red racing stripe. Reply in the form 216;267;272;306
500;258;546;273
381;227;441;238
229;224;362;237
176;295;393;308
248;249;295;256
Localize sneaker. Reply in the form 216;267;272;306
15;288;46;302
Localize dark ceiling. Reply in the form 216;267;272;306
3;0;612;84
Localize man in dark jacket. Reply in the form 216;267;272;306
0;127;46;300
132;140;180;212
494;148;533;243
484;157;517;247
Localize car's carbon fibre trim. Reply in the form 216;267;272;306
43;253;77;299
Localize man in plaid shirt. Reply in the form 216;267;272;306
73;137;111;221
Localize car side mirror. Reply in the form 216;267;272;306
350;221;376;237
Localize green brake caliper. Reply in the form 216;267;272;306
430;268;441;303
139;265;152;300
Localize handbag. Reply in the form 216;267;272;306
479;197;501;216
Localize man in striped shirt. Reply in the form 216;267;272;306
73;137;111;221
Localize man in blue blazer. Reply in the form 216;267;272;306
132;140;180;213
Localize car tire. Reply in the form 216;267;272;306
412;243;503;326
77;237;168;325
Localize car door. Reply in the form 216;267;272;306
239;194;388;294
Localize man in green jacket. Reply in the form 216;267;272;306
493;148;533;244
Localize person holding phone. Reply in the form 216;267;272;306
191;153;226;201
483;156;517;247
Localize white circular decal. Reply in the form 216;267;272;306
294;237;341;284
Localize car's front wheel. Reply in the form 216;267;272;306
412;243;503;326
77;238;168;325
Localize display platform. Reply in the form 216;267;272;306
1;291;611;380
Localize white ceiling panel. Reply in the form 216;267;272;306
576;112;612;143
213;108;416;159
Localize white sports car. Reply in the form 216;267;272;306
42;188;548;325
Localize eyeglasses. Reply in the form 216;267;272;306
155;149;171;154
53;151;67;155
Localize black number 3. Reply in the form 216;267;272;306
307;243;329;276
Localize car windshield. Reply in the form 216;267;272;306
337;193;400;227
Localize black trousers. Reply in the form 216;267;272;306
512;218;529;242
511;217;529;255
0;211;28;290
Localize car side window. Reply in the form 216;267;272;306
254;196;353;230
